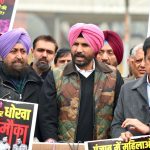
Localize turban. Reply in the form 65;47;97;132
0;28;31;58
68;23;104;54
103;30;124;65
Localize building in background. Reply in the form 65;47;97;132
13;0;149;76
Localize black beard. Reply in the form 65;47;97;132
72;52;94;68
3;63;28;79
36;61;50;72
17;143;22;146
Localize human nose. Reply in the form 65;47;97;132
102;52;109;60
76;45;83;53
16;52;22;59
140;59;145;67
42;50;48;57
64;60;69;65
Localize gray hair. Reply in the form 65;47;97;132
130;43;143;56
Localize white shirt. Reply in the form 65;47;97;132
147;75;150;106
75;59;95;78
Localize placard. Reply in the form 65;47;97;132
85;135;150;150
0;0;18;33
0;99;38;150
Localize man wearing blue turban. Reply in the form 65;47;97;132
0;28;43;141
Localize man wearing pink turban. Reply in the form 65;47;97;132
0;28;42;141
68;23;104;54
39;23;123;143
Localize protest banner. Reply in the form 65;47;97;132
0;98;38;150
0;0;18;33
84;135;150;150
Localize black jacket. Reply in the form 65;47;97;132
0;62;42;102
0;62;43;141
30;62;50;80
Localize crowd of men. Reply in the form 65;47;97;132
0;23;150;145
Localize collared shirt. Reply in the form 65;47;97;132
75;59;95;78
147;75;150;106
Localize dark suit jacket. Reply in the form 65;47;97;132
111;74;150;138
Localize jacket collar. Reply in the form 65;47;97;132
30;61;50;80
131;74;147;90
131;74;148;102
63;59;113;76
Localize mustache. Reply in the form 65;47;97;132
38;58;48;63
12;59;24;64
74;52;85;58
102;60;110;64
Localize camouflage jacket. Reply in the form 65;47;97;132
53;60;117;142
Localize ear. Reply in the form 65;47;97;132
31;48;34;53
127;58;130;65
127;57;134;65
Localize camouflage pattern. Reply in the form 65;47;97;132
53;61;116;142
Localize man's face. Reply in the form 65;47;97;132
56;53;72;67
71;37;95;70
3;43;28;73
2;137;7;143
96;43;118;67
145;48;150;78
128;49;145;78
16;138;22;145
32;40;56;71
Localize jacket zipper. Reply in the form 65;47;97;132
19;94;22;100
93;96;96;140
1;80;35;101
19;80;35;101
1;82;21;100
74;73;81;142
